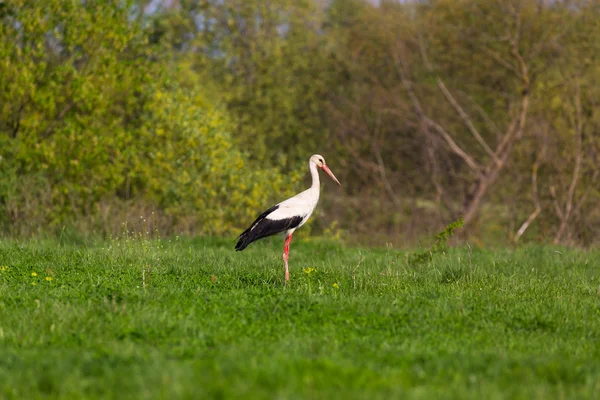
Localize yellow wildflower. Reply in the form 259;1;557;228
45;277;53;282
31;272;37;277
303;267;315;275
332;283;339;289
0;266;6;271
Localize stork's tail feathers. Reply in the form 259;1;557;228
234;205;280;252
235;232;252;251
235;204;304;252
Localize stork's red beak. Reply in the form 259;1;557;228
322;164;341;186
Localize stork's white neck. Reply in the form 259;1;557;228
309;161;320;189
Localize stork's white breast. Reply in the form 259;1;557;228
265;187;320;226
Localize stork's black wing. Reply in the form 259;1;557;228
235;205;304;251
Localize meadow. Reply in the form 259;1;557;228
0;237;599;399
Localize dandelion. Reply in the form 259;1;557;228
31;272;37;277
45;277;53;282
303;267;315;275
0;266;6;271
332;282;339;289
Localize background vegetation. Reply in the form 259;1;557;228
1;0;599;246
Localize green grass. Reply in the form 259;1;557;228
0;237;599;399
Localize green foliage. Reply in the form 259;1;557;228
169;0;342;169
134;81;301;235
1;238;599;398
0;0;302;236
1;0;600;244
408;218;464;266
0;0;155;230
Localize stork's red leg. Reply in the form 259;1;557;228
283;233;293;285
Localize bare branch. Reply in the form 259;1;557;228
424;133;453;218
460;37;531;225
425;118;482;174
372;110;402;208
374;145;401;207
482;47;521;77
392;44;482;175
554;79;584;244
515;130;548;241
392;49;426;121
417;38;500;165
565;79;583;219
515;204;541;240
572;167;599;217
549;184;564;220
464;94;504;141
510;36;530;87
438;80;500;164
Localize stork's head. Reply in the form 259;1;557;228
310;154;341;186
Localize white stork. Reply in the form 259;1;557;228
235;154;341;284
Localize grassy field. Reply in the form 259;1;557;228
0;236;599;399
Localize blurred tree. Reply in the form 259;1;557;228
1;0;599;245
324;0;600;245
146;0;342;169
133;77;300;235
0;0;155;229
0;0;298;236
